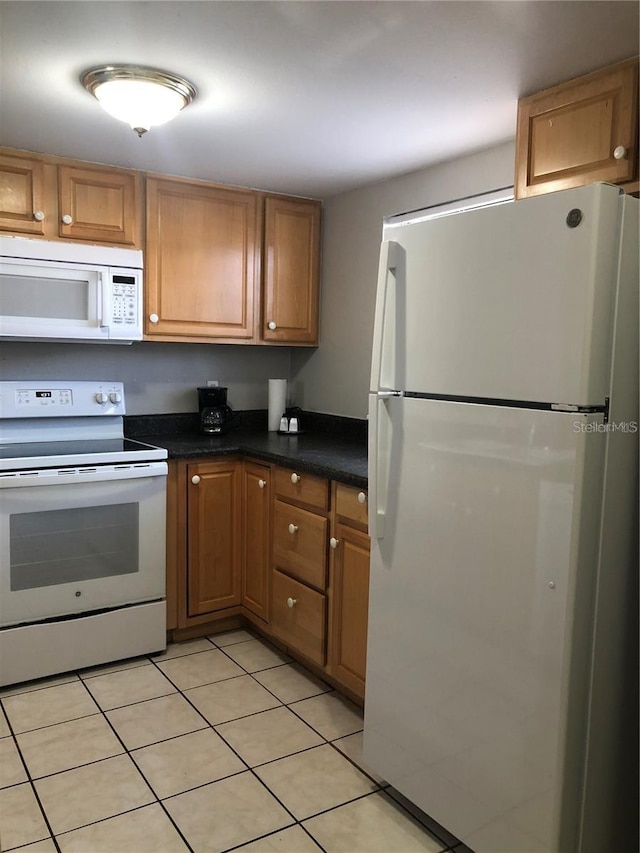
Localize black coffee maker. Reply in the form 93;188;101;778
197;387;233;434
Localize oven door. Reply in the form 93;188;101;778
0;461;167;628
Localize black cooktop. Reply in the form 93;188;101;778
0;438;167;471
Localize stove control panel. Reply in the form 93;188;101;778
0;381;126;418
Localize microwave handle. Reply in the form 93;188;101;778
97;272;109;329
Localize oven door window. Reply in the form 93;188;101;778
10;503;139;591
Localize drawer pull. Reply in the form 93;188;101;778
290;472;301;484
288;523;299;534
286;597;297;608
357;491;367;504
258;479;266;489
191;475;201;485
330;537;339;549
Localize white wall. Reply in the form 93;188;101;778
291;140;516;419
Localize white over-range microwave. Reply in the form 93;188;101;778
0;236;143;343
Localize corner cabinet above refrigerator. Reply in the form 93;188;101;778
364;184;639;853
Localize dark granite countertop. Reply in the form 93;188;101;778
126;411;368;488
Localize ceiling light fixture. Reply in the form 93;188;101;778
81;64;196;137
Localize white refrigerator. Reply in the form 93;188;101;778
364;183;638;853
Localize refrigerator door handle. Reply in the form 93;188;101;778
368;393;393;539
370;240;403;392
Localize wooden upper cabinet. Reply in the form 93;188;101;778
146;177;259;341
263;195;321;345
0;152;46;235
515;57;639;199
57;165;140;245
0;149;141;244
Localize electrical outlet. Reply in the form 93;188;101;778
207;380;219;387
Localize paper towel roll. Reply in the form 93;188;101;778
268;379;287;431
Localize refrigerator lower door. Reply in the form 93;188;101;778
364;395;607;853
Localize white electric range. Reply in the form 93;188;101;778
0;380;168;686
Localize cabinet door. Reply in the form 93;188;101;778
263;196;321;344
58;165;140;245
242;461;271;621
187;460;241;616
329;522;370;699
146;177;259;340
0;152;46;235
516;58;639;198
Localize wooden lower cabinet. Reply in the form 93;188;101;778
242;461;271;621
169;457;370;700
186;459;241;617
271;570;326;666
328;521;370;699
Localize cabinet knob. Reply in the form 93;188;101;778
258;479;266;489
288;523;299;534
330;537;339;549
286;597;297;608
290;472;301;484
613;145;627;160
268;321;277;330
61;214;73;225
357;491;367;504
149;313;159;324
33;210;45;221
191;475;201;485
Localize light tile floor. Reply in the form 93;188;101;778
0;631;466;853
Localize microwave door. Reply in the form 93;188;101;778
0;259;109;341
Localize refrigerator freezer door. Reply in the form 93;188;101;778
364;395;608;852
372;183;623;405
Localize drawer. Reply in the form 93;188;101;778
275;467;329;511
335;483;368;528
274;500;328;590
271;570;326;666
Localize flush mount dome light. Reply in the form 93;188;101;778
81;65;196;137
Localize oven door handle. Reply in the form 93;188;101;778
0;461;168;488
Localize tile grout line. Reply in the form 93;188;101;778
0;698;63;853
61;673;196;852
148;636;364;848
2;635;452;851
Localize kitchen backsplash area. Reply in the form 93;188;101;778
0;340;293;415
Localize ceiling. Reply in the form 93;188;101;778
1;1;638;199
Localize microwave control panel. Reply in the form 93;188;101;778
109;273;141;331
